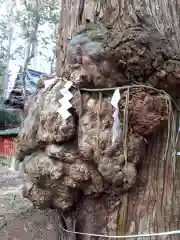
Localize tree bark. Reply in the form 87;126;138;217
56;0;180;76
56;0;180;239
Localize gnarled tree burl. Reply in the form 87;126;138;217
17;0;180;239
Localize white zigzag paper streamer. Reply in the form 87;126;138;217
58;81;73;120
176;127;180;155
111;89;121;142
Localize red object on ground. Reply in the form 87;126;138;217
0;136;15;157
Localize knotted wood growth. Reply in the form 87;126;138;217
16;20;180;239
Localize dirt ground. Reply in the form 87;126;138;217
0;159;61;240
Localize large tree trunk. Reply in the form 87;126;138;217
56;0;180;76
56;0;180;239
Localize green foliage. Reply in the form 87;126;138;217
0;62;6;76
0;0;59;83
0;15;8;77
16;8;38;39
15;1;59;40
0;107;22;129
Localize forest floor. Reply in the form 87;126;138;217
0;157;60;240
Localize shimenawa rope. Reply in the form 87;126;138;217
55;77;180;239
59;222;180;238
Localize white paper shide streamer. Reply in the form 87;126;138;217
111;89;121;142
176;127;180;156
58;81;73;120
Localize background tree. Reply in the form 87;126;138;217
0;1;16;96
0;18;8;78
16;0;59;96
3;3;16;97
37;0;59;73
0;0;59;100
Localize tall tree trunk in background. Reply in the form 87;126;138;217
49;50;55;74
56;1;180;239
21;34;37;97
49;26;57;74
21;0;40;98
3;3;15;99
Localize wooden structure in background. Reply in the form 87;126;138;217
0;128;19;157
